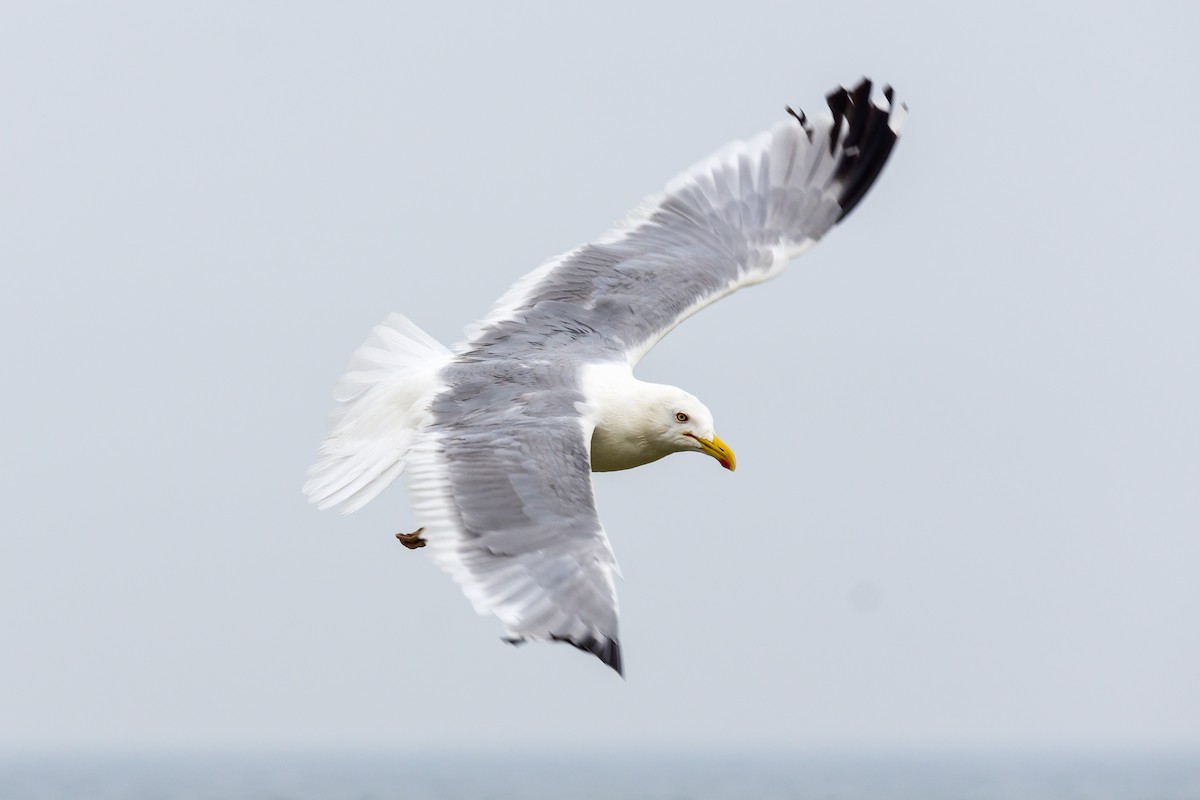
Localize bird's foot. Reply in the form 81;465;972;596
395;527;426;550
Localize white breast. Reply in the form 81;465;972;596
578;362;672;473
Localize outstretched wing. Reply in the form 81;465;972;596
462;78;905;365
407;359;623;674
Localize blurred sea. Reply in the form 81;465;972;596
2;753;1198;800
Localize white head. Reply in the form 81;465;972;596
640;385;736;471
584;366;738;473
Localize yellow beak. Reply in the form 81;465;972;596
693;434;736;472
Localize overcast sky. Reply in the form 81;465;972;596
2;0;1197;755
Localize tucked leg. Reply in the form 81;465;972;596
395;527;426;550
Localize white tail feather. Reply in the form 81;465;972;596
304;313;452;514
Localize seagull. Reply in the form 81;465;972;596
305;78;905;675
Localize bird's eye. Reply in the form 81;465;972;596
675;412;689;423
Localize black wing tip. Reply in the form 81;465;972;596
785;105;815;142
550;633;624;676
812;77;906;223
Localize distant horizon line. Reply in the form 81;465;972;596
5;745;1199;763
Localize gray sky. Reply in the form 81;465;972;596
2;0;1198;755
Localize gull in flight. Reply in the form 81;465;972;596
305;78;906;675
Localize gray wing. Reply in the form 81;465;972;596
407;359;623;673
462;78;905;365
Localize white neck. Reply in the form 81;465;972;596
579;363;675;472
